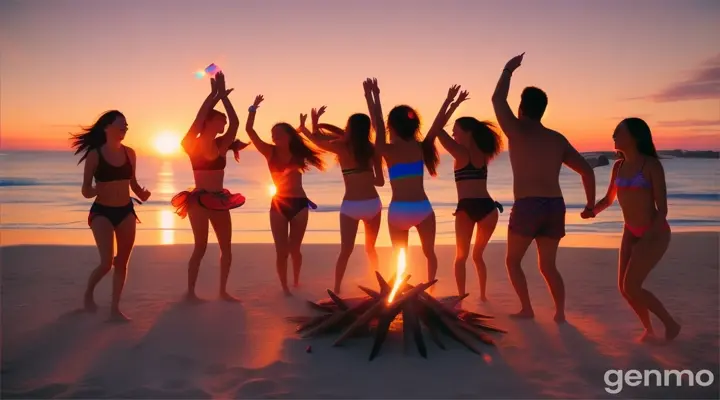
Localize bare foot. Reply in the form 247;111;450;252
554;312;566;323
220;292;241;302
184;292;206;304
293;282;300;288
510;309;535;319
283;288;293;297
665;321;681;341
638;330;659;344
108;309;131;323
480;295;488;303
84;296;98;313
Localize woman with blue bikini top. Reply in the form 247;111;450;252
364;78;440;284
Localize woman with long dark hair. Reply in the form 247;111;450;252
297;100;384;294
71;110;151;321
427;85;504;300
245;94;325;295
172;72;249;302
364;78;440;284
587;117;680;342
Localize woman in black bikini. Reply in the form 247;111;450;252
245;94;325;296
71;110;151;321
427;86;504;300
172;72;249;302
297;102;384;294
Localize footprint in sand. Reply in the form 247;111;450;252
234;378;278;398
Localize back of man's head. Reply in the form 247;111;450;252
518;86;548;121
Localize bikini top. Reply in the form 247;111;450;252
188;138;228;171
94;146;133;182
614;160;651;190
454;161;488;181
388;159;424;181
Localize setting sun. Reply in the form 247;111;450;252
268;184;277;196
153;132;181;156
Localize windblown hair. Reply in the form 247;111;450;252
387;105;439;176
621;117;659;158
274;122;325;171
70;110;124;164
345;113;374;170
455;117;504;160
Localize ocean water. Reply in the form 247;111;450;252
1;150;718;247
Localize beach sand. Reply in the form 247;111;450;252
2;232;718;399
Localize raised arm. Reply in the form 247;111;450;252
491;53;524;138
427;86;470;160
245;95;274;159
127;147;151;202
591;160;621;216
214;73;242;153
648;157;669;226
366;78;387;154
316;123;345;139
562;140;596;212
305;107;342;153
81;150;99;199
183;77;222;152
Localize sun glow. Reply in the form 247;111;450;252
268;184;277;196
153;131;181;156
388;248;407;303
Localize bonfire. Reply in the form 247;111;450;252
287;249;506;360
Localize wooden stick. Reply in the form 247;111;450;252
358;285;382;299
436;313;484;355
417;308;446;350
302;297;376;338
327;289;349;311
403;299;427;358
306;300;335;313
296;314;332;333
369;309;402;361
375;271;391;293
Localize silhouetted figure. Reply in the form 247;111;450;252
298;100;384;294
588;118;680;342
173;72;248;303
427;85;504;300
366;78;440;286
245;94;325;296
71;110;151;322
491;53;596;322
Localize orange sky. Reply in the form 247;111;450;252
1;0;718;154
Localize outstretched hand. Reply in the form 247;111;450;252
299;113;307;128
447;84;461;101
253;95;264;107
455;90;470;105
369;78;379;95
504;52;525;73
363;79;372;96
311;106;327;125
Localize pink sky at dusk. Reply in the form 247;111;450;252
1;0;718;153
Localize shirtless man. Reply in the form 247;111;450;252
491;53;596;322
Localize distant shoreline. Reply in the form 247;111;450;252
582;150;719;159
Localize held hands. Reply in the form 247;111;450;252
210;72;234;100
580;206;595;219
504;52;525;73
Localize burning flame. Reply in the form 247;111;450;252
388;248;406;303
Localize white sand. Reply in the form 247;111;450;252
2;233;718;399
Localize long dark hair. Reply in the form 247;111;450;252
345;113;374;169
274;122;325;171
621;117;658;158
455;117;503;161
387;105;439;176
70;110;124;164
